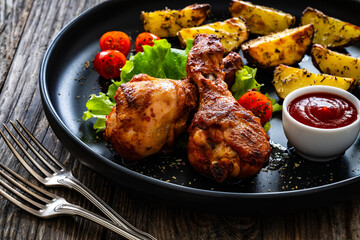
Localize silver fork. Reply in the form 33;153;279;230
0;162;143;239
0;120;156;240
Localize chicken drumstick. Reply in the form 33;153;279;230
104;74;197;161
186;34;271;182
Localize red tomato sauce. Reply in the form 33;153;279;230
288;92;358;129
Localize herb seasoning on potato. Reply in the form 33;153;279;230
311;44;360;81
177;17;249;53
300;7;360;48
241;24;314;68
141;4;210;38
272;64;357;99
229;0;295;35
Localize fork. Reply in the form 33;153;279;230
0;161;143;239
0;120;156;240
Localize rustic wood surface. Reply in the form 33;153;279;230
1;0;360;239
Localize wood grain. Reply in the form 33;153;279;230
1;0;360;239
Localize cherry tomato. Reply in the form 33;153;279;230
135;32;161;52
99;31;131;56
93;50;126;79
238;91;273;125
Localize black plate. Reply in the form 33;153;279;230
40;0;360;214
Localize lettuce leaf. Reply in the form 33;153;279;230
263;121;271;133
230;66;283;132
262;94;283;132
83;39;193;131
83;39;283;132
266;93;283;113
230;66;262;100
120;39;193;83
82;92;116;131
107;81;121;99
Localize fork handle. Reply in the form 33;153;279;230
57;203;147;240
59;175;156;240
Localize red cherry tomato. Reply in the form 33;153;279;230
93;50;126;79
99;31;131;56
238;91;273;125
135;32;161;52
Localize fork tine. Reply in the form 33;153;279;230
0;177;46;209
0;128;46;182
0;165;49;207
0;163;56;202
16;120;64;169
9;121;59;174
0;162;56;210
0;185;41;216
3;124;52;177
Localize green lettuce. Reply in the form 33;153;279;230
120;39;193;83
263;122;271;133
266;93;283;113
230;66;283;114
82;39;193;131
230;66;282;132
83;39;282;132
231;66;262;100
107;81;121;99
263;93;283;132
82;92;115;131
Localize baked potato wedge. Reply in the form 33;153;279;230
273;64;356;99
311;44;360;81
300;7;360;48
177;17;249;53
229;0;295;35
141;4;210;38
241;24;314;69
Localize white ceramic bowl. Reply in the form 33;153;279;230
282;85;360;162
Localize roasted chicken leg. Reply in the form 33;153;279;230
104;74;197;161
222;51;244;88
186;34;271;182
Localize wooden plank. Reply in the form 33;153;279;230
0;0;109;239
0;0;32;91
261;203;357;240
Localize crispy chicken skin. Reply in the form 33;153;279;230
186;34;270;182
104;74;197;161
222;52;244;88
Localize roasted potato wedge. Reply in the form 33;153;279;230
311;44;360;81
229;0;295;35
273;64;356;99
177;17;249;53
241;24;314;69
300;7;360;48
141;4;210;38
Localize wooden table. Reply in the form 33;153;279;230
1;0;360;239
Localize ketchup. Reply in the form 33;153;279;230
288;92;357;129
